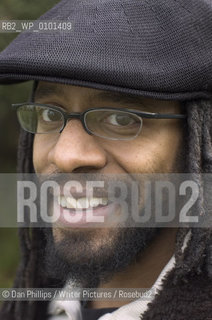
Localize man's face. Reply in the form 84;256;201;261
33;81;184;286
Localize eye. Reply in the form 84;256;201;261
103;113;138;126
41;109;60;122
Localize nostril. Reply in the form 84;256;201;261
72;166;104;173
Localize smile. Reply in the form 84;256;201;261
57;196;109;209
52;194;120;227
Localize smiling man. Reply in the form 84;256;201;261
0;0;212;320
32;81;184;296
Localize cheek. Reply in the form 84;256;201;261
33;136;46;173
113;124;183;173
33;134;58;173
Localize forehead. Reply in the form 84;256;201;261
35;81;146;103
34;81;181;112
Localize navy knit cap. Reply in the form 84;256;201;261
0;0;212;101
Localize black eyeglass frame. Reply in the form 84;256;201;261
12;102;186;137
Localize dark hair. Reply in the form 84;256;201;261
1;98;212;320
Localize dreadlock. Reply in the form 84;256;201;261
174;99;212;281
0;98;212;320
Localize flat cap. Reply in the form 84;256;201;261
0;0;212;100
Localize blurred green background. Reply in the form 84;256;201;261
0;0;59;289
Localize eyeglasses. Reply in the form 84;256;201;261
12;103;186;141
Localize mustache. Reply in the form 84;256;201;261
35;171;137;199
36;171;135;185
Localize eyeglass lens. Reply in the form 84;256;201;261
85;109;142;140
17;105;64;134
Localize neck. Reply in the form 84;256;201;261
87;228;177;309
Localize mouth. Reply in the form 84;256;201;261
52;195;119;227
58;195;109;210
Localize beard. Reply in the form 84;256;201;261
43;226;160;288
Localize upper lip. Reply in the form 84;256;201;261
50;186;109;199
40;176;131;199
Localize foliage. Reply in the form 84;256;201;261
0;0;59;289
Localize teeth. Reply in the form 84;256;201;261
90;198;101;208
61;197;66;208
102;198;108;205
57;196;108;209
77;198;89;209
67;197;77;209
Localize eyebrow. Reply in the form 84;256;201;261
94;91;145;106
34;85;66;100
34;85;146;107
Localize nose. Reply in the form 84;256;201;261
49;119;107;172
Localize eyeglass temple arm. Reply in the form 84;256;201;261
131;110;186;119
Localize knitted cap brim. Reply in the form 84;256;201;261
0;0;211;101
